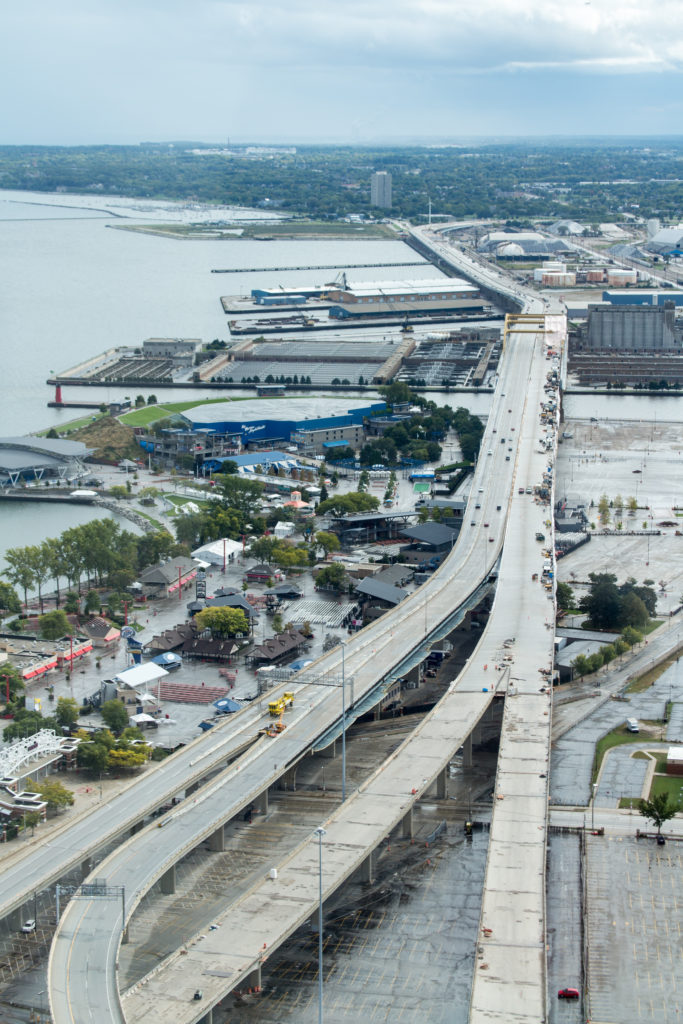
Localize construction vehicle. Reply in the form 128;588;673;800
268;692;294;718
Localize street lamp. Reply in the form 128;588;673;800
314;826;326;1024
591;782;598;830
340;641;347;802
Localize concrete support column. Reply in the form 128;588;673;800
208;824;225;852
278;766;297;791
319;739;336;759
434;767;447;800
185;781;200;798
130;820;144;836
81;856;92;877
198;1008;213;1024
254;788;269;815
160;864;176;895
400;808;413;839
404;665;421;687
121;924;129;945
373;705;381;722
7;908;23;931
462;733;473;770
360;849;376;884
244;964;262;990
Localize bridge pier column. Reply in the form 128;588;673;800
404;665;421;687
121;924;129;945
373;705;381;722
7;908;23;931
400;808;413;839
81;856;92;877
433;767;447;800
197;1008;213;1024
360;849;376;884
254;788;269;815
160;864;176;895
208;824;225;852
244;964;262;990
319;739;336;758
130;820;144;836
278;766;297;791
186;781;200;798
462;733;473;769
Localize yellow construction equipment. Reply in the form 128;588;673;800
268;692;294;718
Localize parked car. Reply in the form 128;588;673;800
21;920;36;933
558;988;579;1000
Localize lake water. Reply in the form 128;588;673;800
0;188;675;577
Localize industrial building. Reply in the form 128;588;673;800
582;302;679;351
568;302;683;386
327;278;483;319
141;338;202;364
370;171;392;209
477;231;570;258
646;225;683;256
175;397;385;448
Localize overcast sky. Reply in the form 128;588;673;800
3;0;682;144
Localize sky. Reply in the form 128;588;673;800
2;0;683;144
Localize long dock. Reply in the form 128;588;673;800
211;261;427;273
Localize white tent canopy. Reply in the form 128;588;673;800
191;538;243;565
114;663;168;688
129;712;156;724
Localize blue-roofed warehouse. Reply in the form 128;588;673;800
179;397;385;446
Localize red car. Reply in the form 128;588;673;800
558;988;580;1000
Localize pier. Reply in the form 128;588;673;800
211;261;427;274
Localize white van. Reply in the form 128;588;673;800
626;718;639;733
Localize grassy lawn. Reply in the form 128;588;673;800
132;509;167;530
164;494;212;509
650;775;683;802
117;221;397;240
641;619;664;636
39;412;108;435
592;726;647;782
120;405;175;427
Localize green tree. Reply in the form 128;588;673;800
272;612;283;633
194;606;249;637
317;492;380;516
598;494;610;525
27;777;75;812
0;664;25;705
639;792;679;834
0;582;21;615
315;563;347;590
3;708;58;741
621;590;649;628
77;740;110;775
85;590;101;614
556;581;575;610
23;810;43;835
64;591;80;614
38;609;72;640
315;531;340;558
55;697;80;728
100;699;129;735
621;626;643;647
3;546;36;609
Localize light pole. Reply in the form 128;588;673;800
314;826;326;1024
591;782;598;830
341;641;347;802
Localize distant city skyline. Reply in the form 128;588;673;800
2;0;682;145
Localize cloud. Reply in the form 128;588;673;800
2;0;682;141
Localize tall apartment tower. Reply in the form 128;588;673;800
370;171;392;209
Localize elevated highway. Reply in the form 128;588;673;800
117;315;562;1024
38;228;563;1022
